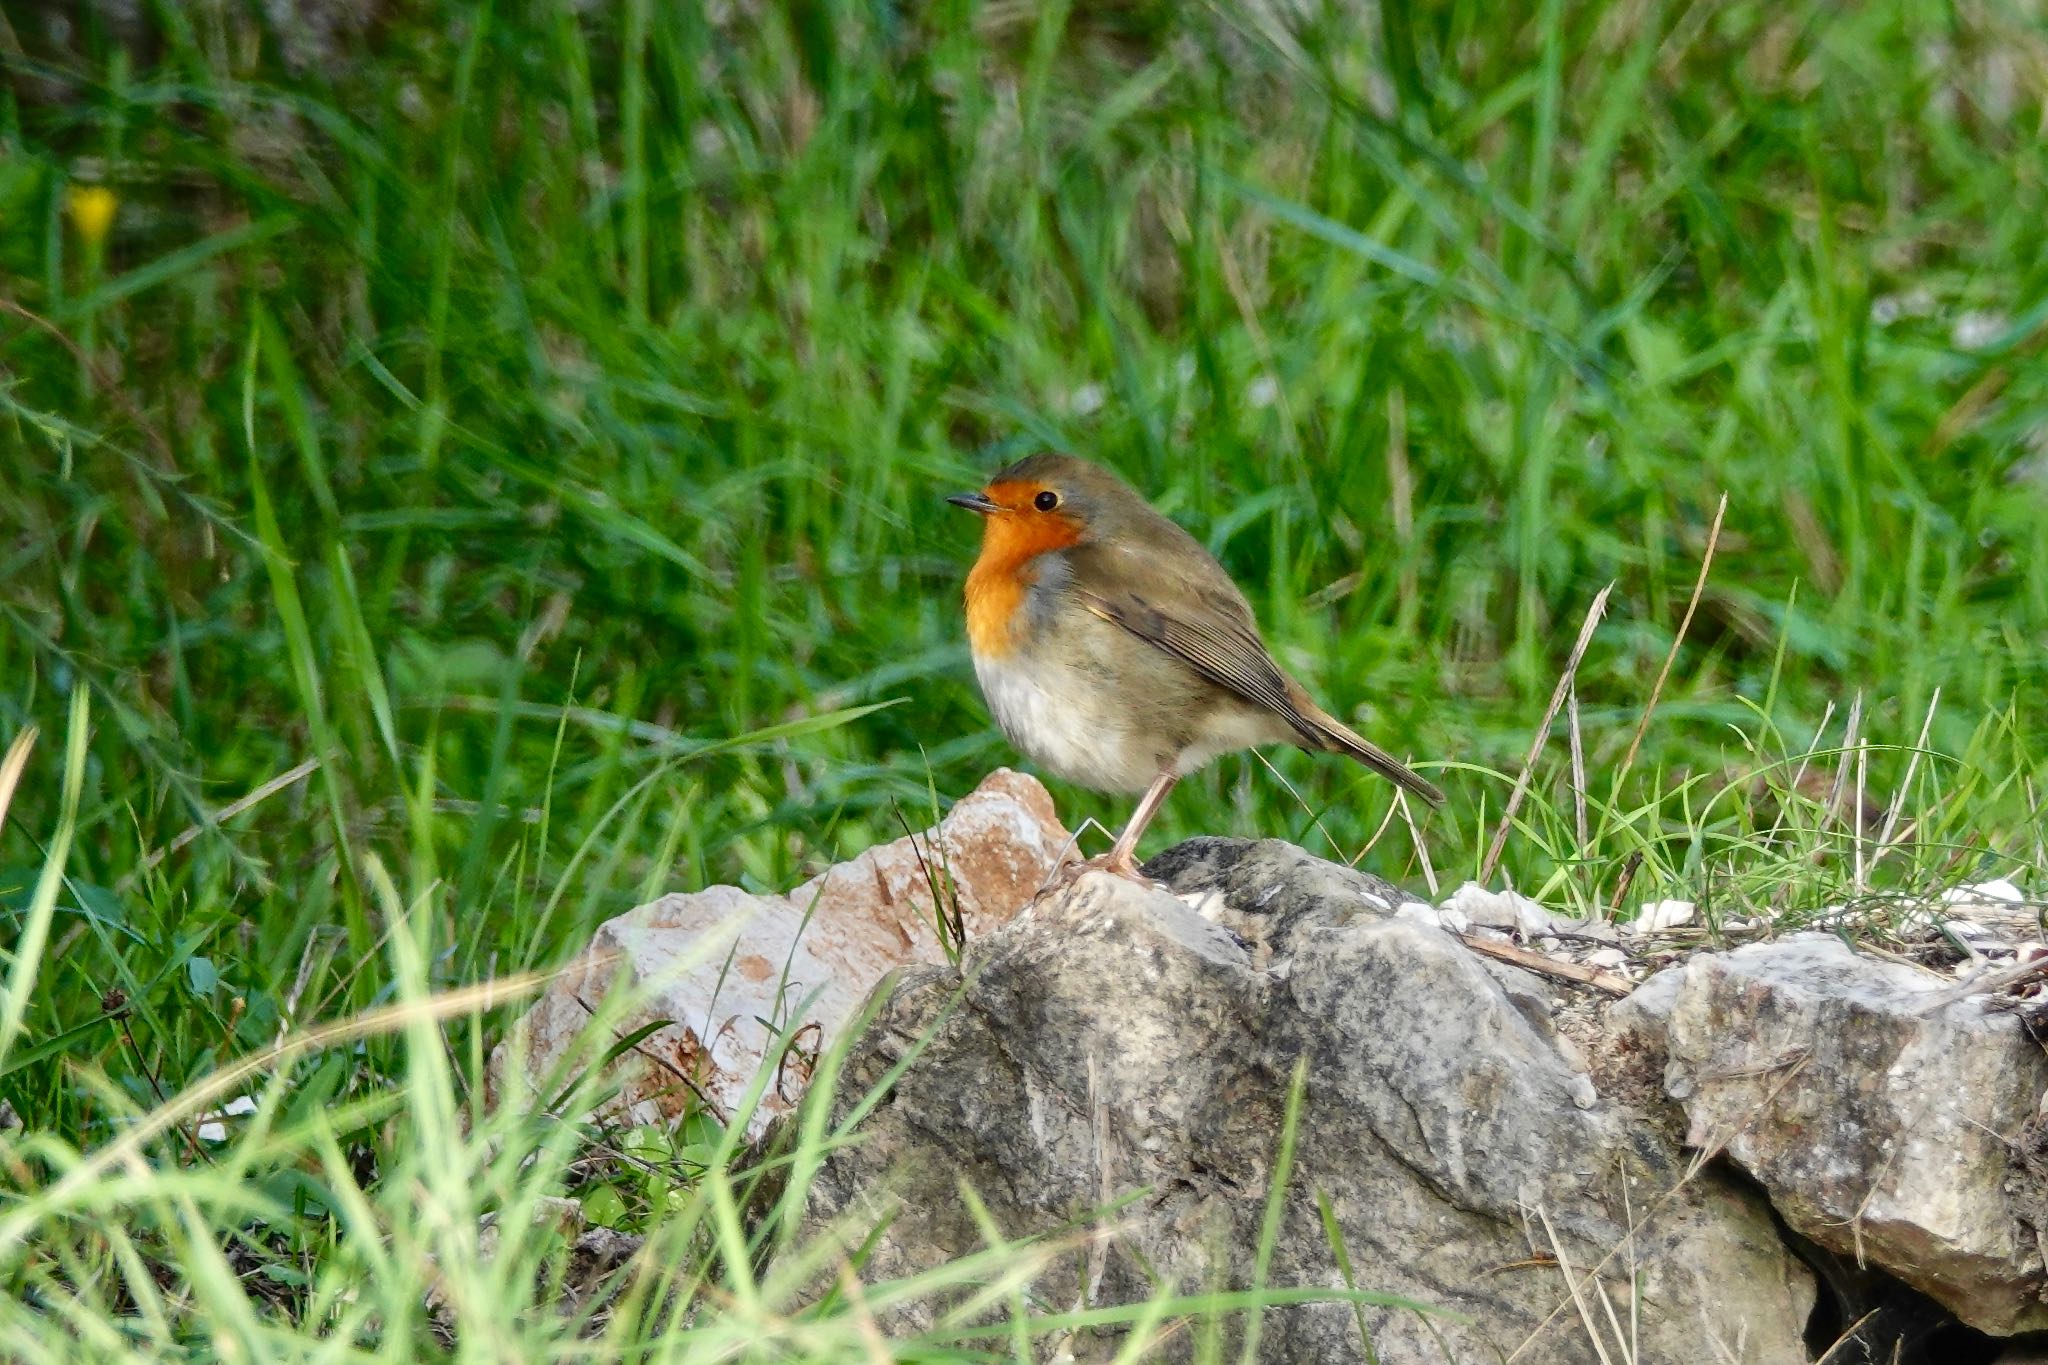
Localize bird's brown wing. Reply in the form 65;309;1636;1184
1081;587;1323;741
1066;537;1446;806
1065;540;1326;746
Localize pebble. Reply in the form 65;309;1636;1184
196;1093;258;1143
1631;899;1696;933
1941;878;2028;907
1442;881;1556;937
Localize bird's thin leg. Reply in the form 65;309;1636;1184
1101;771;1179;879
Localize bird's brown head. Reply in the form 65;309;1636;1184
946;452;1148;539
949;454;1143;655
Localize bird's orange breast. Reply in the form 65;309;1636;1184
963;485;1084;658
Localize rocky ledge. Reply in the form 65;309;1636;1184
801;838;1821;1363
508;773;2048;1363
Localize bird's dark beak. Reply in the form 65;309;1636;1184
946;491;1001;515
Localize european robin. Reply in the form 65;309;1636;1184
950;453;1443;880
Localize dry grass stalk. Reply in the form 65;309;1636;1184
1532;1201;1616;1365
1914;954;2048;1014
1507;1049;1812;1363
2029;775;2046;875
1351;787;1404;864
1387;386;1418;617
1481;582;1615;884
835;1261;895;1364
1811;1310;1884;1365
1252;748;1342;864
1568;682;1588;855
1455;933;1632;996
1615;492;1728;788
1762;698;1837;861
1396;787;1440;897
132;756;323;876
1826;691;1864;831
0;726;37;837
1607;850;1643;913
1870;687;1941;873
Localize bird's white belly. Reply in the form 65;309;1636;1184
972;652;1161;793
1171;704;1288;773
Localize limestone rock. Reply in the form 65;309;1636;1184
493;769;1069;1139
1659;935;2048;1335
800;837;1814;1363
1631;899;1697;933
1442;878;1559;936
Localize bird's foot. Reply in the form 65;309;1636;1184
1041;849;1170;895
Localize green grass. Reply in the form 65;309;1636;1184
2;0;2046;1355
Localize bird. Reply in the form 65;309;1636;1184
949;452;1443;881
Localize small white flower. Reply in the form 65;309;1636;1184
1067;383;1105;417
1245;376;1279;409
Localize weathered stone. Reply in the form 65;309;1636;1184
1442;879;1559;936
1631;899;1697;933
800;838;1814;1363
492;769;1069;1139
1660;935;2048;1335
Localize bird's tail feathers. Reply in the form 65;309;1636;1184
1289;692;1445;807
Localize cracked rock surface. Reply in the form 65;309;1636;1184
1649;936;2048;1335
799;837;1814;1363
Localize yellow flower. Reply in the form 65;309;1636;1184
65;185;118;247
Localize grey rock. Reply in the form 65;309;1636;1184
1588;966;1691;1146
1553;916;1623;944
1442;879;1559;936
1609;965;1684;1055
493;769;1068;1140
1144;835;1411;946
799;839;1813;1363
1660;935;2048;1335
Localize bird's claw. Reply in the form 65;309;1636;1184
1040;851;1170;895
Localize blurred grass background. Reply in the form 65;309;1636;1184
3;0;2046;1165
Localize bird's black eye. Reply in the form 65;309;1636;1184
1034;490;1060;512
